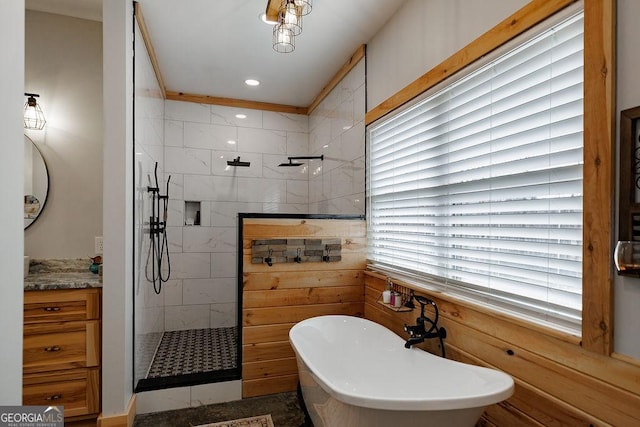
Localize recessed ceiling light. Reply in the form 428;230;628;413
235;114;247;119
227;140;236;145
245;79;260;86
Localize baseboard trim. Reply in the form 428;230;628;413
97;395;137;427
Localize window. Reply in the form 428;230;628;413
367;8;584;333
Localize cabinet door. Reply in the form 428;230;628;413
23;368;100;418
24;320;100;374
24;289;100;323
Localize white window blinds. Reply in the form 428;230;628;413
367;10;584;333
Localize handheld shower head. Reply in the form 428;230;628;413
227;156;251;167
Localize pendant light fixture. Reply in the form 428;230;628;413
273;12;295;53
267;0;313;53
23;93;46;130
280;0;302;36
294;0;312;16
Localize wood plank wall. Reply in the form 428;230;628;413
364;271;640;426
241;217;367;398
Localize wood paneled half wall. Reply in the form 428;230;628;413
240;215;367;398
364;272;640;426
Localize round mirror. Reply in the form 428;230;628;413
24;134;49;229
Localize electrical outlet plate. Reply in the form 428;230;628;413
95;236;103;255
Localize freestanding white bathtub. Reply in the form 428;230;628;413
289;315;514;427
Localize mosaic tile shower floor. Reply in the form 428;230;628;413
147;327;238;378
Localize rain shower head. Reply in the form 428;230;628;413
278;159;305;167
227;156;251;167
278;155;324;167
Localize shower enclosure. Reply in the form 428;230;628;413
132;11;240;392
131;2;366;396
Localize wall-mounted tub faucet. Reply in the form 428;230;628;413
403;295;447;357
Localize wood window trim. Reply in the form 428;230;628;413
582;0;616;356
366;0;616;355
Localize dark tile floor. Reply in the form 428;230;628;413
133;391;309;427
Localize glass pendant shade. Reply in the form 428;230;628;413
280;0;302;36
294;0;312;16
23;93;46;130
270;0;313;53
273;23;295;53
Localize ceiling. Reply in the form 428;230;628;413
26;0;407;108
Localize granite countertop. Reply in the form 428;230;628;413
24;258;102;291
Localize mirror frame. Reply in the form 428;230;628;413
24;134;49;229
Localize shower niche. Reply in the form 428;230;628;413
184;201;201;226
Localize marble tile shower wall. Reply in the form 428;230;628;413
161;101;310;331
134;90;165;337
309;59;366;214
133;20;166;384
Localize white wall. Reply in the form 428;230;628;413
614;0;640;359
0;0;25;405
367;0;528;110
102;0;134;417
24;10;103;259
309;58;366;214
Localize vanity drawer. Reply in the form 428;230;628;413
23;368;100;418
23;320;100;374
24;289;100;323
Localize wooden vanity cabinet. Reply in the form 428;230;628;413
23;288;101;421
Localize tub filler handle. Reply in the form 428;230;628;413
403;295;447;357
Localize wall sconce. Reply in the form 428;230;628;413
614;241;640;275
24;93;46;130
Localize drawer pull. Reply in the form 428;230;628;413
45;394;62;401
44;346;61;352
44;306;61;312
